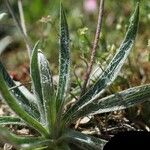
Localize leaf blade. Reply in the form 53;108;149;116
0;12;7;20
0;61;40;119
30;42;46;123
0;126;44;148
74;84;150;118
0;116;25;125
38;50;55;133
56;4;70;112
20;140;53;150
0;74;49;137
62;129;107;150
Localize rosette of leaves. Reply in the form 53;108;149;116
0;2;149;150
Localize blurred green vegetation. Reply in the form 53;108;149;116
1;0;149;61
21;0;150;65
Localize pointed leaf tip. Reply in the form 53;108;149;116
56;3;70;113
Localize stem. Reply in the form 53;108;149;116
5;0;32;58
9;81;31;91
81;0;105;96
17;0;32;56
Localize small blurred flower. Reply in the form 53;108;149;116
148;39;150;47
84;0;97;13
78;27;88;35
116;24;122;30
148;14;150;20
39;15;52;23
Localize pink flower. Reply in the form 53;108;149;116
84;0;97;13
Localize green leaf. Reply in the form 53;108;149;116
0;74;49;137
63;3;139;125
30;42;46;124
0;12;7;21
20;140;53;150
73;84;150;119
16;81;37;104
0;126;44;148
0;116;25;125
56;4;70;112
0;61;40;119
38;50;55;133
61;130;107;150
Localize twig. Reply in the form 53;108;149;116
69;92;78;101
80;0;105;96
75;118;82;129
17;0;27;35
80;55;89;68
9;81;31;91
73;66;82;90
5;0;32;57
17;0;32;56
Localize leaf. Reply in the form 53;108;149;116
16;81;37;103
63;3;139;125
62;129;107;150
0;12;7;21
0;74;49;137
73;84;150;119
21;142;70;150
0;116;25;125
38;50;55;133
0;126;44;148
20;140;53;150
0;61;40;119
30;42;46;123
56;4;70;112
